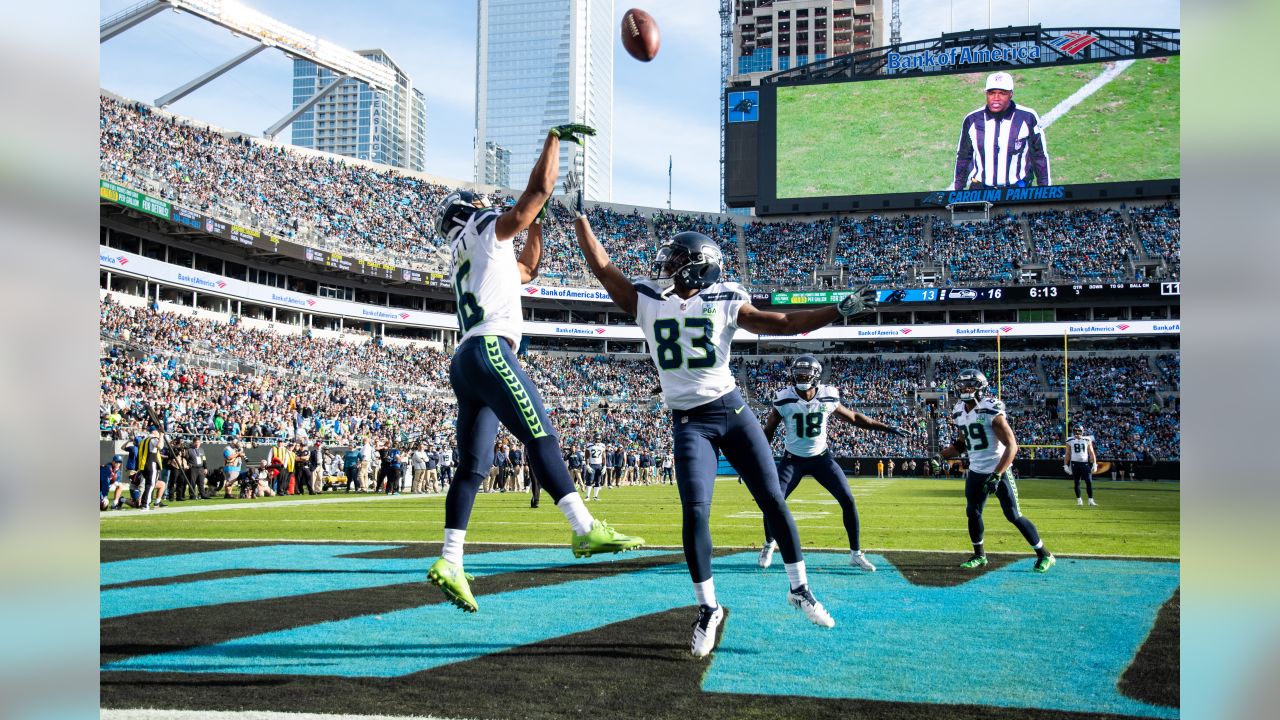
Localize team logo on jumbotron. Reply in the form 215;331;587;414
1049;32;1100;55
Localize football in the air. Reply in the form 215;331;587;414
621;8;660;62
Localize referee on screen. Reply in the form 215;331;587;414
953;71;1051;191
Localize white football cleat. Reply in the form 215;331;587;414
758;540;777;569
1076;497;1083;506
850;550;876;572
690;604;725;658
1088;498;1097;506
787;585;835;628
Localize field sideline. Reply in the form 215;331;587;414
101;477;1179;558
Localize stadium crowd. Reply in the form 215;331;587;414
929;214;1028;284
833;214;925;285
1026;208;1136;280
742;219;833;286
1130;203;1181;274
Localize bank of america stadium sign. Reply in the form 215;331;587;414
886;32;1100;71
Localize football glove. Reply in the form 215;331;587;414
836;285;878;318
550;123;596;144
982;472;1002;495
1091;464;1098;474
884;425;906;437
1063;464;1071;474
534;198;550;225
564;172;587;218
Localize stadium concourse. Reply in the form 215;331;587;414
99;94;1179;289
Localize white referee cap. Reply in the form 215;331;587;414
985;72;1014;91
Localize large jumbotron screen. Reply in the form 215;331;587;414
768;55;1179;204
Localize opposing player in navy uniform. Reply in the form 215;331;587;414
1064;424;1098;506
568;175;879;658
939;369;1055;573
758;354;907;571
427;124;643;613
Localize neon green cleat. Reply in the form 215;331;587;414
959;555;988;569
1033;553;1056;573
427;558;478;613
572;520;645;558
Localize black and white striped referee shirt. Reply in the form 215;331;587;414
953;100;1051;190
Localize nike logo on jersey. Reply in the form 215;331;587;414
735;405;745;414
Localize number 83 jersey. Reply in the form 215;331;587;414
773;385;841;457
952;397;1007;474
634;279;749;411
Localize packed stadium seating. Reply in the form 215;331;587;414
101;94;1181;291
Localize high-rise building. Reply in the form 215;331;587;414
730;0;885;82
482;141;512;189
475;0;613;200
291;49;428;172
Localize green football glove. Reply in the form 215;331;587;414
550;123;596;145
836;286;879;318
884;425;906;437
982;472;1002;495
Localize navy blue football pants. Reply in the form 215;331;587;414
763;452;861;551
1071;461;1094;499
446;336;576;531
964;470;1042;548
672;389;803;583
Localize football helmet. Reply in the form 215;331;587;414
955;368;988;401
791;354;822;392
436;190;492;242
651;231;722;290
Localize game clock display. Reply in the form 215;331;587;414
873;282;1180;305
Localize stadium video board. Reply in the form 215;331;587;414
752;29;1179;213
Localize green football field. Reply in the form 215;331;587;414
776;56;1180;198
100;477;1179;558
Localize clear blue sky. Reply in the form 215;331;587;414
99;0;1178;213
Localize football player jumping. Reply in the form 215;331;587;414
758;354;908;572
940;368;1055;573
426;124;644;613
568;175;879;658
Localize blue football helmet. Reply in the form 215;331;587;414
651;231;722;290
956;368;989;401
436;190;492;242
791;354;822;392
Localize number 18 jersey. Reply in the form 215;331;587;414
451;208;522;348
952;398;1007;473
773;385;840;457
634;279;748;411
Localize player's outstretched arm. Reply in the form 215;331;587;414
568;175;638;316
833;405;905;436
495;124;590;242
515;201;548;284
737;286;877;335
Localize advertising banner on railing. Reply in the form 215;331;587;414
102;247;1179;340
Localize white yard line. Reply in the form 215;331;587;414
1039;59;1136;130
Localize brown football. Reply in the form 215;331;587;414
621;8;660;62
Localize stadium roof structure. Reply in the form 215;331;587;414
758;25;1180;85
100;0;396;139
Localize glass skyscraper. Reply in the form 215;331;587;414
292;49;428;172
475;0;613;200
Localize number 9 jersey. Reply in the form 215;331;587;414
633;278;749;411
951;397;1007;474
772;385;841;457
450;208;523;348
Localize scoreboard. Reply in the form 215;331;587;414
766;283;1180;307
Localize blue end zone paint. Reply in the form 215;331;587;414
104;554;694;676
704;552;1180;719
101;545;676;619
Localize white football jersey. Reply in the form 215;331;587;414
634;279;749;411
773;385;841;457
952;397;1008;473
1067;435;1094;462
451;208;522;347
587;443;606;465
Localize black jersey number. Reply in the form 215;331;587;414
652;318;717;371
792;412;824;439
454;260;485;332
966;423;990;451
